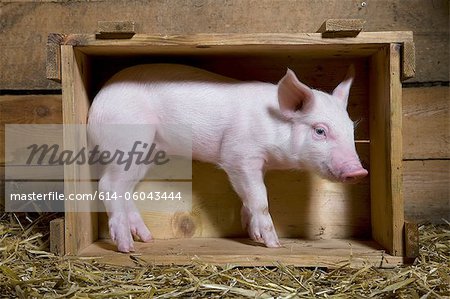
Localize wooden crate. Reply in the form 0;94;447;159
49;28;417;267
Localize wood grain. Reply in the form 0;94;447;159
46;34;65;82
0;95;62;165
61;45;98;255
369;44;404;256
404;221;419;258
0;0;447;89
403;87;449;160
0;166;4;210
59;32;414;49
403;160;449;223
318;19;364;38
401;41;416;80
79;237;408;268
96;21;135;39
387;44;405;257
50;218;65;256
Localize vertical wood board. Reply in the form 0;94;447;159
61;46;98;255
50;218;65;256
403;160;449;223
403;87;449;159
369;44;405;256
0;95;62;165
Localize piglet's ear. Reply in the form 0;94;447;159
332;65;355;108
278;69;314;117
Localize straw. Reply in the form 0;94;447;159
0;213;448;298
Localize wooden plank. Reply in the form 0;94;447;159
46;33;66;82
3;124;63;173
4;166;63;180
61;45;97;255
96;21;135;39
369;46;390;254
0;95;62;165
387;44;405;257
369;44;404;256
404;221;419;258
403;87;449;160
0;166;4;211
79;238;408;268
401;41;416;80
62;31;414;49
318;19;364;38
0;96;62;123
412;31;448;83
1;98;65;208
1;0;445;89
403;160;450;223
50;218;65;256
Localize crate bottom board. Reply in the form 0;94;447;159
77;238;409;268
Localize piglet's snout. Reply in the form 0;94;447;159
339;161;368;183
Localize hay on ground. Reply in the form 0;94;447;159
0;213;449;298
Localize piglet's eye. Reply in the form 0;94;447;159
315;127;326;136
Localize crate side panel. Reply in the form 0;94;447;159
370;47;391;253
388;44;405;256
0;95;63;165
403;87;450;159
369;45;404;256
62;46;98;255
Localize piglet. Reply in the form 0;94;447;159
88;64;368;252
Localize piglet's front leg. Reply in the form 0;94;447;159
224;163;281;248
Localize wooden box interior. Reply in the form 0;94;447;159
61;34;406;267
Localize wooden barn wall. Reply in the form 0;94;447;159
0;0;449;222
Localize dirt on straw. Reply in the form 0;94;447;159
0;212;449;298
